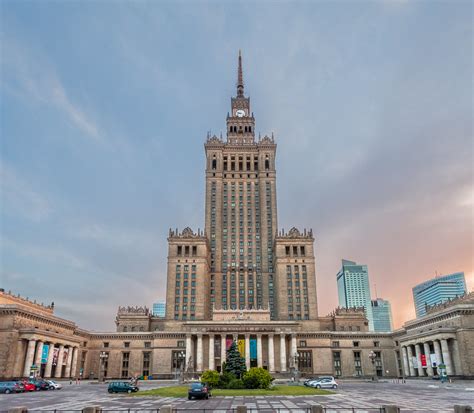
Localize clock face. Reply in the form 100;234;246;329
236;109;245;117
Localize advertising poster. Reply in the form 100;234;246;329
52;347;59;366
63;348;69;364
226;338;233;350
250;338;257;359
412;356;418;368
430;353;439;367
237;339;245;357
420;354;427;367
41;344;49;364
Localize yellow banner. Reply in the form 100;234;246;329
238;339;245;357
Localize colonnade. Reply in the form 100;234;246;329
401;336;461;377
22;338;80;379
185;333;297;373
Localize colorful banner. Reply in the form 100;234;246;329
250;338;257;359
63;348;69;364
41;344;49;364
420;354;427;367
226;338;233;350
238;339;245;357
52;347;59;366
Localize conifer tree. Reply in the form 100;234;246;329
224;341;246;378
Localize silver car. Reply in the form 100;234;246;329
308;376;338;389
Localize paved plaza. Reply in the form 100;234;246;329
0;380;473;412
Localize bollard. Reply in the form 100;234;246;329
382;406;400;413
160;405;173;413
82;407;99;413
454;406;473;413
8;408;28;413
236;406;247;413
310;405;324;413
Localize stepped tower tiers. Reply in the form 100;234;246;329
166;52;318;322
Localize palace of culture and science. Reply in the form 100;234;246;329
1;54;472;380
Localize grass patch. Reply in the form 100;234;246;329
136;385;334;397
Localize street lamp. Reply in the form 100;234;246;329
368;351;376;382
99;351;108;383
292;352;300;383
178;351;185;384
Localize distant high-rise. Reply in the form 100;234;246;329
371;298;393;332
337;259;374;330
152;300;166;317
412;272;467;318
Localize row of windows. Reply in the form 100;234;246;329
332;340;379;348
285;245;306;257
103;341;151;348
176;245;197;256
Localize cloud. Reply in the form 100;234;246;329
0;162;52;222
1;35;102;142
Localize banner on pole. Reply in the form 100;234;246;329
238;339;245;357
41;344;49;364
250;339;257;359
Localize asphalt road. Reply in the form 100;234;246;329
0;379;473;412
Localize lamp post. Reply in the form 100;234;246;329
368;351;376;382
178;351;185;384
292;352;300;383
99;351;108;383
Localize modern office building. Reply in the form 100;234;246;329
152;301;166;317
413;272;467;318
371;298;393;332
337;259;374;331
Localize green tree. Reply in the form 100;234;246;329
200;370;219;388
224;341;246;378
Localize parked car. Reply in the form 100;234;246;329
188;382;211;400
107;381;139;393
21;381;36;392
46;380;62;390
308;376;338;389
28;379;50;391
0;381;24;394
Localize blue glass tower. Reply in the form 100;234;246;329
337;259;374;331
371;298;393;332
412;272;467;318
152;300;166;317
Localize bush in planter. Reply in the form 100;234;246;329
227;378;245;389
242;367;273;389
200;370;219;388
217;371;236;388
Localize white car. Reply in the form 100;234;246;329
46;380;62;390
308;376;338;389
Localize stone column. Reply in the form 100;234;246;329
415;344;425;376
245;334;250;370
71;347;79;378
268;334;275;373
64;346;74;377
44;343;55;378
34;341;44;371
451;339;462;375
433;339;443;370
54;344;65;378
407;345;416;376
291;334;297;360
23;339;37;377
280;334;287;372
423;342;434;376
257;334;263;367
185;334;192;370
401;346;410;377
440;339;453;375
221;335;226;365
209;335;215;371
196;334;203;372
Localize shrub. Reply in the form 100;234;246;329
217;371;236;389
227;378;245;389
242;367;273;389
200;370;219;388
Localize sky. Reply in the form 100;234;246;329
1;0;472;331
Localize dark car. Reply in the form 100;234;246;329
188;382;211;400
29;379;50;391
107;381;139;393
0;381;24;394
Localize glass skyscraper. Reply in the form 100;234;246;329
371;298;393;332
337;259;374;331
412;272;467;318
152;300;166;317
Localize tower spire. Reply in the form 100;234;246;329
237;49;244;97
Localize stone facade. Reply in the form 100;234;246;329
1;53;472;381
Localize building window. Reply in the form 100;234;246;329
374;341;380;347
299;340;307;347
144;342;151;348
354;351;362;376
103;342;109;348
143;352;151;376
121;352;130;378
333;351;342;377
332;341;340;348
177;340;185;348
124;342;130;348
298;350;312;370
353;341;359;347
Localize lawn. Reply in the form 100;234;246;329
136;385;334;397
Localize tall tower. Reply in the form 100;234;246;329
204;51;278;317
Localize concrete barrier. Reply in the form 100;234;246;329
160;405;173;413
454;406;472;413
382;406;400;413
236;406;247;413
310;405;324;413
7;408;28;413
